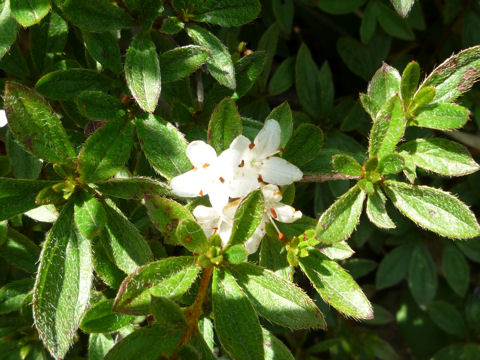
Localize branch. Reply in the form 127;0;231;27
300;173;360;182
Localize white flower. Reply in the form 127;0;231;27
0;110;7;128
227;119;303;198
170;141;239;210
193;202;238;249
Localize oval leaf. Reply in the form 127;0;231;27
194;0;261;26
207;97;242;153
160;45;209;83
11;0;50;27
408;243;437;309
81;299;134;333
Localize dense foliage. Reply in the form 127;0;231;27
1;0;480;359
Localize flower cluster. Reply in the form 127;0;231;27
170;119;303;254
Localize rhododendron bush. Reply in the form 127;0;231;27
1;0;480;359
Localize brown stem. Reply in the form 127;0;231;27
300;173;360;182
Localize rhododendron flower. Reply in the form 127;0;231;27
228;119;303;198
0;110;7;128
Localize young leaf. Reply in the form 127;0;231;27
83;31;122;74
408;243;437;308
223;245;248;264
228;263;326;329
0;0;18;60
176;218;209;254
89;333;115;360
368;95;406;160
94;177;167;200
315;185;366;244
80;299;134;333
10;0;50;27
186;24;236;89
113;256;200;315
212;267;264;360
318;241;355;260
332;154;363;176
145;196;194;245
409;103;469;130
6;132;42;179
427;301;467;337
283;123;324;167
376;243;414;290
74;192;106;240
63;0;133;32
5;81;77;164
299;249;373;319
401;61;420;107
36;69;111;100
420;45;480;103
33;199;93;359
0;178;56;221
366;63;401;117
442;243;469;297
228;190;265;248
366;187;396;229
377;153;404;175
398;138;479;176
408;85;436;114
125;32;161;113
78;117;133;183
383;180;480;239
136;114;191;180
193;0;261;26
102;202;153;274
390;0;415;18
207;97;242;153
0;228;40;273
265;102;293;149
159;45;209;83
76;91;126;122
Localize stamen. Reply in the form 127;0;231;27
257;175;264;183
270;207;278;219
203;163;210;168
279;148;284;153
199;189;204;196
238;160;245;168
210;226;218;230
193;166;198;171
278;232;284;240
249;143;255;149
219;177;225;183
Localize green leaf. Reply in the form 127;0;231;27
0;228;40;273
365;63;401;118
420;45;480;103
315;185;366;244
161;16;184;34
409;103;469;130
365;304;394;325
160;45;209;83
0;178;56;221
0;278;34;314
257;22;280;90
408;243;437;308
376;243;413;289
102;202;153;274
113;256;200;315
78;117;133;183
376;3;414;40
83;31;122;73
136;114;191;180
94;177;167;200
235;51;267;98
75;91;125;122
318;241;355;260
259;234;292;281
223;244;248;264
228;190;265;248
268;57;295;96
33;199;93;359
263;328;295;360
390;0;415;17
36;69;111;100
360;1;378;43
125;32;160;113
432;344;480;360
186;24;235;89
6;132;42;179
266;102;293;149
408;85;436;115
427;300;467;337
332;154;363;176
150;296;187;326
368;95;406;160
283;123;324;167
81;299;134;333
229;263;326;329
383;180;480;239
366;187;396;229
342;258;377;279
456;237;480;263
273;0;294;33
5;81;77;163
398;138;478;176
146;196;193;245
91;237;125;289
194;0;261;26
63;0;133;32
0;0;19;60
10;0;50;27
105;325;184;360
377;153;404;175
74;192;106;240
401;61;420;107
299;249;373;319
212;267;264;360
316;0;367;14
89;333;115;360
208;97;242;153
176;218;209;254
442;243;469;297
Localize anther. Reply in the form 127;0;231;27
270;208;277;219
249;143;255;149
219;177;225;183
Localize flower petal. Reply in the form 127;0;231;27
207;182;230;211
170;170;206;197
193;205;220;239
260;157;303;185
244;221;266;254
228;135;250;158
186;140;217;167
253;119;281;158
0;110;7;128
216;147;241;180
272;204;302;223
261;184;282;203
229;166;260;198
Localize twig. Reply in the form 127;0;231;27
300;173;360;182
